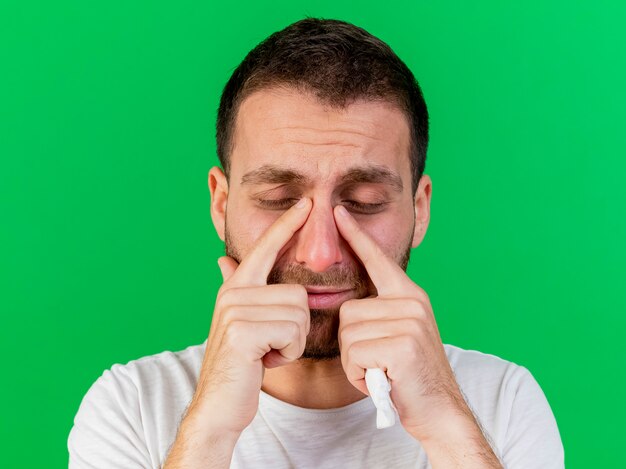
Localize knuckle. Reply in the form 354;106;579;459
346;341;362;361
339;300;356;321
339;323;358;345
217;286;237;307
406;317;423;336
272;284;307;304
407;297;427;318
293;307;308;328
411;284;430;302
398;335;419;356
287;284;309;304
284;321;300;338
223;320;246;347
219;304;237;324
215;285;229;304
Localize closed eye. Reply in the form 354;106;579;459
255;198;388;214
255;198;300;210
343;200;388;214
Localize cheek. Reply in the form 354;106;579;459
226;206;282;255
247;209;283;238
354;212;412;256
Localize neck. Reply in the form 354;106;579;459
261;357;367;409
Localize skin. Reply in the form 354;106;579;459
163;87;503;468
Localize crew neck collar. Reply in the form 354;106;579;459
259;389;373;419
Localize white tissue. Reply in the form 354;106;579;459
364;368;398;429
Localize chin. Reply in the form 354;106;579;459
300;308;341;361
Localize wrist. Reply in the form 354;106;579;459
410;412;502;469
181;403;243;445
406;388;476;443
163;408;241;469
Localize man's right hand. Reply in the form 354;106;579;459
163;197;312;468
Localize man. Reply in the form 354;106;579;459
68;18;564;468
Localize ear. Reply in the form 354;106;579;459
411;174;432;248
208;166;229;242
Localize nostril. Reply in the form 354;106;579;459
293;219;344;271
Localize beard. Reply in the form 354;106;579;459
224;216;413;362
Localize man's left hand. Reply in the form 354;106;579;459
333;204;502;469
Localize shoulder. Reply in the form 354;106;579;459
442;343;542;411
89;340;207;410
443;342;526;382
443;344;564;467
85;340;208;427
107;340;206;391
68;341;207;468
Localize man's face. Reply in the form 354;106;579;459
215;86;423;361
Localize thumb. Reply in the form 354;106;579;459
217;256;239;282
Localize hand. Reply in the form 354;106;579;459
186;197;313;437
333;204;475;442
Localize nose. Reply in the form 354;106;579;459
293;202;344;273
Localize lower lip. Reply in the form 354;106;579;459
306;289;355;309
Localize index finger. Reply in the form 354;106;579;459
333;204;409;296
230;197;312;286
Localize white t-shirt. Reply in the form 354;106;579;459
67;341;564;468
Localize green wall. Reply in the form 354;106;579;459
1;1;624;467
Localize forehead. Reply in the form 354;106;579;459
230;86;412;184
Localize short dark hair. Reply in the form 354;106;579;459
216;17;429;194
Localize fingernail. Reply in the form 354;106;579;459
296;197;308;208
336;205;349;217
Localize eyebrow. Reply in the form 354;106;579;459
241;165;308;186
240;164;404;192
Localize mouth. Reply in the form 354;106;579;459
304;286;355;309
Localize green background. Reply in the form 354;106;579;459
1;0;624;467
